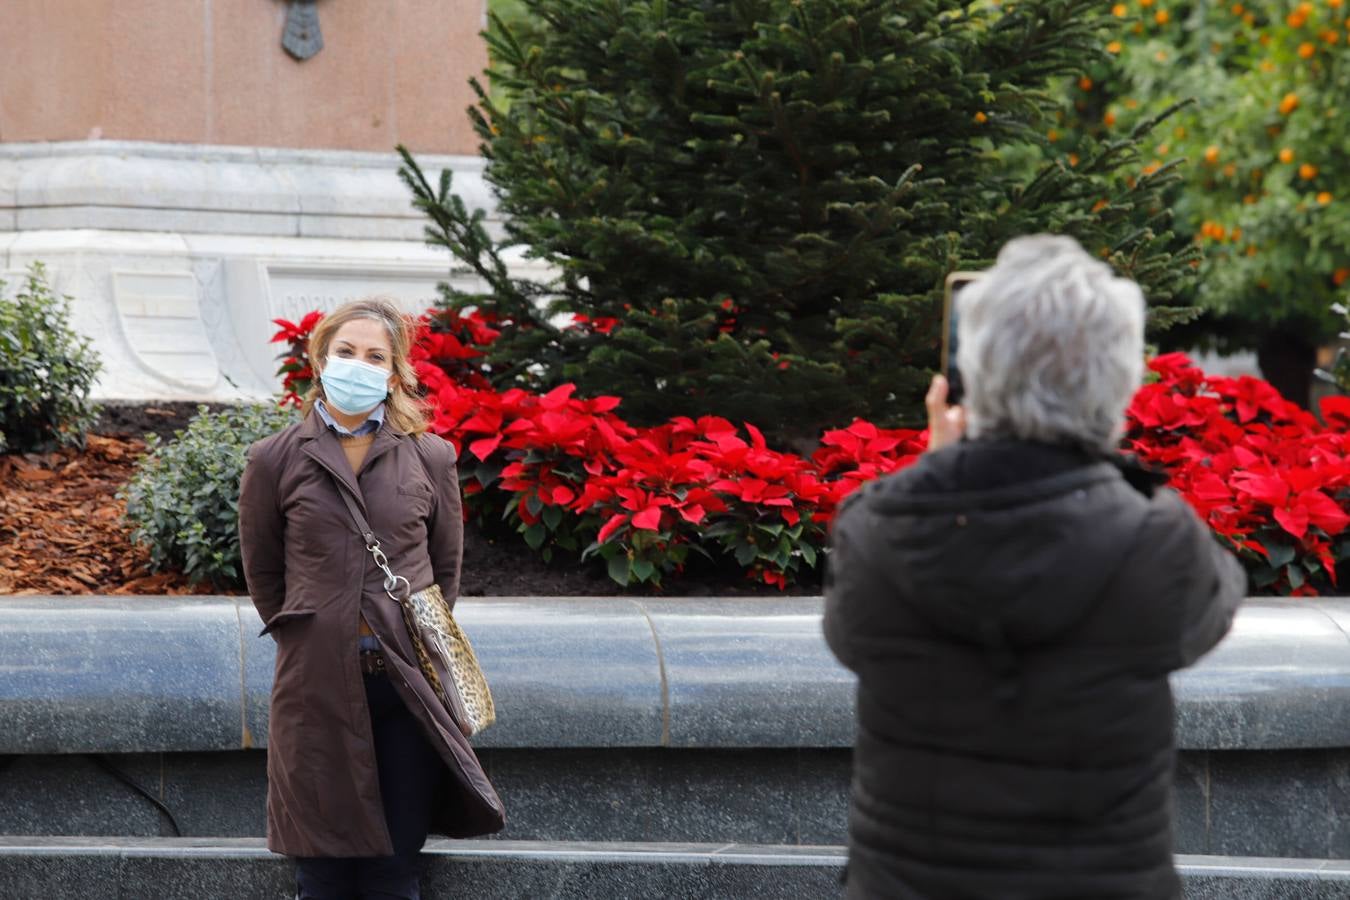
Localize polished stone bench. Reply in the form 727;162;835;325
1;596;1349;860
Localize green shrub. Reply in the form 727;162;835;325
121;404;298;588
0;263;101;452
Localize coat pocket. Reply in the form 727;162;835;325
258;607;318;637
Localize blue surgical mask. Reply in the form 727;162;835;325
321;355;391;415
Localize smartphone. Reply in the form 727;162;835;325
942;272;982;406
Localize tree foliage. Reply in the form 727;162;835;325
1059;0;1349;353
404;0;1199;442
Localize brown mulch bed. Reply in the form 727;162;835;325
1;405;817;597
0;434;212;595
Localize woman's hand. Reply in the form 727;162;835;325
925;374;967;453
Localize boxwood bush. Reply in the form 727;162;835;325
121;404;297;588
0;263;101;452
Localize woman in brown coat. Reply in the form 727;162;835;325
238;297;504;900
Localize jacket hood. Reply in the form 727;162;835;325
859;440;1155;652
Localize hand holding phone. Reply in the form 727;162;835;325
925;374;967;452
928;271;980;452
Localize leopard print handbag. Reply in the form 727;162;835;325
330;473;496;737
397;582;496;737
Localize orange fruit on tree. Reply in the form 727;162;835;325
1299;41;1317;56
1301;162;1320;179
1279;147;1296;163
1279;92;1300;115
1204;145;1221;164
1318;191;1334;204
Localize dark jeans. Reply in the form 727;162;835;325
295;672;445;900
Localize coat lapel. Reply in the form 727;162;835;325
298;411;368;520
361;423;406;476
298;410;410;523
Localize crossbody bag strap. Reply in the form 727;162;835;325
332;477;376;544
326;471;411;603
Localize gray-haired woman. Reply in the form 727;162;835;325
824;235;1246;899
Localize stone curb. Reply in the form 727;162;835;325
1;596;1349;754
0;838;1345;900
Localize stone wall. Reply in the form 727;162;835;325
3;596;1350;858
0;0;487;155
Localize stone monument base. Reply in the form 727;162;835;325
0;141;541;402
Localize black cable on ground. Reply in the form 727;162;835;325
87;754;183;837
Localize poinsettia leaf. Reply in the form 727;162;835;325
469;434;503;461
631;558;655;582
1251;565;1279;589
523;523;546;550
734;542;758;567
597;513;627;545
632;505;663;530
543;505;564;531
607;554;631;586
1265;540;1297;569
1274;505;1310;540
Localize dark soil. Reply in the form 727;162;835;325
93;401;242;442
1;403;816;597
460;522;820;597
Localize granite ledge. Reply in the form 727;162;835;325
0;596;1348;754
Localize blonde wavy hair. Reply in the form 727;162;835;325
302;296;429;437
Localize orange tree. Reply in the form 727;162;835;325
1056;0;1350;404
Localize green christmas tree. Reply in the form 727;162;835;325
401;0;1198;444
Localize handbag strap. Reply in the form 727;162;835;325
327;470;412;603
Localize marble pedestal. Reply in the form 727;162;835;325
0;141;546;402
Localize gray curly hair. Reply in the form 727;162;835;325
955;234;1145;452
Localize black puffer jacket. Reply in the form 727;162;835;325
823;439;1246;900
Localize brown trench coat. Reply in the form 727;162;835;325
237;410;505;857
